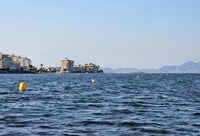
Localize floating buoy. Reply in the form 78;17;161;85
92;79;95;83
19;82;26;92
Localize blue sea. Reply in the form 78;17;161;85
0;73;200;135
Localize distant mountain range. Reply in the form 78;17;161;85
101;61;200;73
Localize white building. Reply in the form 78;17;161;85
83;63;99;73
0;52;31;71
60;58;74;73
72;63;99;73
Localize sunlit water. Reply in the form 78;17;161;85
0;73;200;135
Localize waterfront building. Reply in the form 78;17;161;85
73;65;85;73
60;58;74;73
0;52;31;71
17;57;31;67
72;63;99;73
59;57;100;73
1;60;20;70
1;52;101;74
46;67;59;73
83;63;99;73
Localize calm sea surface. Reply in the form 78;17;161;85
0;73;200;135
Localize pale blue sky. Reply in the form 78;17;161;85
0;0;200;69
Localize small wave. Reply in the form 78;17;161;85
118;122;148;127
64;86;72;90
110;109;134;114
34;132;49;135
140;128;173;134
0;92;10;95
6;123;27;128
175;128;199;133
51;90;60;92
39;125;54;129
81;120;115;126
192;124;200;126
92;112;104;116
119;101;149;107
193;113;200;116
87;103;103;108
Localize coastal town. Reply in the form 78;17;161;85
0;52;103;74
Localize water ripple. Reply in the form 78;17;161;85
0;73;200;135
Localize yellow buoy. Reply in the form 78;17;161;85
19;82;26;92
92;79;95;83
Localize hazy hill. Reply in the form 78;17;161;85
159;61;200;73
101;61;200;73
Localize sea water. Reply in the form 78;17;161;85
0;73;200;135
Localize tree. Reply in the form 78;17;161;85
29;65;33;69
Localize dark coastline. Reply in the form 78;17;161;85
0;68;104;74
0;69;36;74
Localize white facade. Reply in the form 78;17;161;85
2;61;20;70
18;57;31;67
0;52;31;70
60;58;74;73
83;63;99;73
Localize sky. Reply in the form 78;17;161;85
0;0;200;69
